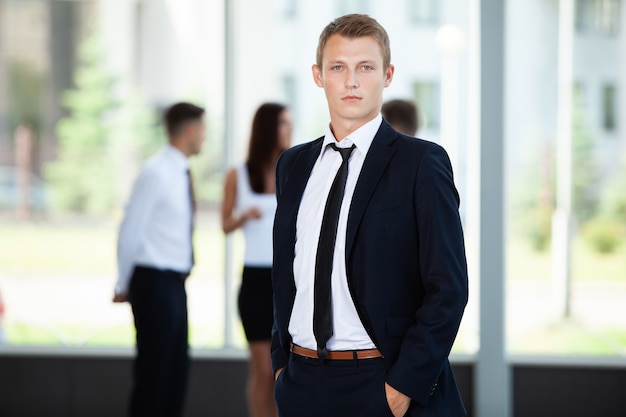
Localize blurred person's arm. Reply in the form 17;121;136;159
221;167;261;234
113;168;163;302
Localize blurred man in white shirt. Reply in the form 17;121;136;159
114;102;206;417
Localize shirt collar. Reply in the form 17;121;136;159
322;114;382;157
165;144;190;172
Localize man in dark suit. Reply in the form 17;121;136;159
271;14;468;417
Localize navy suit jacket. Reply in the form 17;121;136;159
271;120;468;417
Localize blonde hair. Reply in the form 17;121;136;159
316;14;391;70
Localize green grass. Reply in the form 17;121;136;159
571;237;626;282
0;221;117;276
507;233;626;282
1;216;625;355
0;214;245;349
4;322;71;345
507;237;552;282
4;321;248;348
508;321;626;356
0;214;231;277
3;320;137;346
505;235;626;356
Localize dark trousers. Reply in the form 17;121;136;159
128;266;189;417
274;352;395;417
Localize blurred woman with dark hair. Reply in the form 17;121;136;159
221;102;292;417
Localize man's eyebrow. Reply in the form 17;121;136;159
325;59;376;65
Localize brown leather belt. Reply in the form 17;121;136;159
290;343;383;360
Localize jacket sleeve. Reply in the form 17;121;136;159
270;147;296;373
386;144;469;405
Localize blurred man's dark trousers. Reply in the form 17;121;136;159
128;266;189;417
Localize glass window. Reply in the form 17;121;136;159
3;0;624;362
507;0;626;356
278;0;298;18
281;74;297;109
576;0;620;35
413;81;440;130
409;0;439;25
0;0;112;347
602;83;617;131
0;0;228;349
336;0;369;15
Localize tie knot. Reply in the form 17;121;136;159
329;143;356;161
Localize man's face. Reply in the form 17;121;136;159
188;118;206;156
312;34;394;135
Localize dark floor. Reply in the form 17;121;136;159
1;351;626;417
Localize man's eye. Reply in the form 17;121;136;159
331;65;342;70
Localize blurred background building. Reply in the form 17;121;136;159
1;0;625;200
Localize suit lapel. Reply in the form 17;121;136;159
277;138;323;243
274;138;323;256
346;122;397;261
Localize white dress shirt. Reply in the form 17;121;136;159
115;145;194;295
289;114;382;351
235;164;276;267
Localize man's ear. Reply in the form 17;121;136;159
184;121;198;137
384;64;395;88
312;64;324;87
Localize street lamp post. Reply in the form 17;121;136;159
553;0;575;320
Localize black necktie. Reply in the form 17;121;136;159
186;169;196;266
313;143;356;359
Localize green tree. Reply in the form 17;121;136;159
514;90;601;251
584;153;626;253
109;89;164;207
512;142;555;252
7;59;43;135
600;154;626;225
45;29;118;213
572;90;600;223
